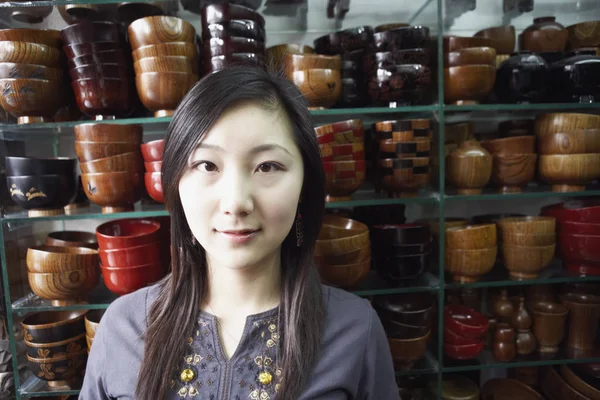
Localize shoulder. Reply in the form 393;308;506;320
321;285;376;340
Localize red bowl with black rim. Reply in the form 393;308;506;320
541;200;600;223
444;340;484;360
96;218;161;250
444;305;489;339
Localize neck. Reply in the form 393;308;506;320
204;252;281;318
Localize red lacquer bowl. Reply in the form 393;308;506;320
443;326;481;346
100;262;165;295
444;305;489;339
144;172;164;203
560;233;600;263
444;340;484;360
565;262;600;276
541;200;600;223
99;241;161;267
96;219;161;250
561;220;600;235
140;139;164;162
144;161;162;173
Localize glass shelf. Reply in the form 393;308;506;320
442;348;600;373
353;272;439;296
444;262;600;290
396;351;439;377
445;185;600;201
444;102;600;113
19;374;81;398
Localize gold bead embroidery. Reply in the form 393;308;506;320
258;371;273;385
180;368;195;383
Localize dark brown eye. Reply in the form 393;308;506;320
257;163;273;173
197;162;218;172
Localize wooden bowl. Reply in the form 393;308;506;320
132;42;198;61
7;174;77;215
134;56;197;74
205;53;265;74
81;171;143;213
519;17;568;53
202;20;265;42
367;64;431;106
538;129;600;154
445;247;497;282
203;37;264;58
445;46;497;67
320;142;364;162
45;232;97;249
201;3;264;25
380;166;430;195
74;123;142;143
0;78;64;124
68;64;131;81
135;72;199;117
314;244;370;266
443;36;497;52
281;53;341;77
0;41;62;67
75;141;140;162
24;332;87;359
372;26;429;52
60;21;121;45
373;293;435;326
444;65;496;104
27;350;87;384
502;243;555;279
291;68;341;108
315;215;369;256
71;78;135;119
0;28;62;48
567;21;600;50
482;378;543;400
324;172;365;202
542;366;589;400
532;303;569;353
128;16;196;49
21;310;87;343
266;43;313;69
560;364;600;400
502;232;556;246
474;25;516;54
27;245;98;273
28;265;99;305
68;50;130;69
388;330;430;371
84;309;104;339
446;141;493;195
538;153;600;192
80;152;143;173
316;258;370;288
63;41;121;58
314;26;374;54
481;136;535;154
535;113;600;137
446;224;497;249
491;153;537;193
498;216;556;235
0;63;63;81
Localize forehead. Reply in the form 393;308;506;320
199;102;298;153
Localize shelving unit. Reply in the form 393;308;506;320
0;0;597;398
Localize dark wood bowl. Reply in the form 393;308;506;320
373;293;435;326
474;25;516;54
0;78;65;124
445;47;497;67
380;314;431;339
0;41;63;67
84;309;104;339
281;53;341;78
45;232;98;249
373;26;430;52
74;123;142;143
444;65;496;104
266;43;313;70
388;331;430;370
443;35;497;52
68;64;131;81
71;77;135;119
368;64;432;106
116;1;168;23
68;50;130;69
202;19;265;42
201;3;265;26
0;62;63;80
291;68;341;109
364;49;432;75
80;151;143;173
75;141;140;162
21;310;87;343
538;129;600;154
135;72;199;117
60;21;122;45
63;41;122;58
7;174;77;214
27;350;87;384
313;26;374;55
128;16;196;49
28;265;100;304
25;332;87;359
134;56;197;74
567;21;600;50
96;218;161;250
519;17;568;53
315;258;371;289
5;156;76;176
481;135;535;154
320;142;364;162
375;23;409;33
371;223;431;246
26;245;98;273
203;37;264;59
0;28;62;48
81;171;143;211
206;53;264;74
132;42;198;61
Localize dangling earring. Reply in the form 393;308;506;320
295;211;304;247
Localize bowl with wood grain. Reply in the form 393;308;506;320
444;46;497;67
535;113;600;137
291;68;341;108
388;330;430;371
132;42;199;61
559;364;600;399
6;174;77;216
266;43;313;70
368;64;432;106
45;232;97;249
80;171;143;213
445;224;497;249
538;129;600;154
481;136;535;154
74;123;142;143
0;78;65;124
445;247;497;282
128;16;196;49
0;41;63;67
0;63;63;81
491;153;537;193
28;265;99;306
24;332;87;359
60;21;122;45
75;141;140;162
63;41;121;59
446;141;492;195
133;56;197;74
281;53;341;78
502;243;555;279
443;35;496;52
67;50;130;69
532;302;569;353
443;65;496;104
100;261;165;295
84;309;104;339
80;152;143;174
316;257;370;289
502;232;555;247
315;215;369;257
474;25;516;54
482;378;543;400
21;310;87;343
314;243;370;266
135;71;199;117
71;77;135;119
566;21;600;50
379;165;430;196
378;139;431;158
0;28;62;48
26;245;99;274
538;153;600;192
498;216;556;235
68;64;131;81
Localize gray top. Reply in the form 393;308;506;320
79;284;400;400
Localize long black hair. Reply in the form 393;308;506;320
135;67;326;399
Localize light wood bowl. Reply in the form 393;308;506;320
28;265;99;305
498;216;556;235
535;113;600;137
538;129;600;155
315;215;369;256
316;258;370;288
127;16;196;49
443;65;496;104
445;247;497;283
0;78;64;124
134;56;197;75
0;41;63;67
291;68;341;108
538;153;600;192
0;29;62;48
566;21;600;50
281;53;341;78
502;232;556;247
266;43;313;70
27;245;99;273
446;224;497;250
132;42;198;61
447;141;493;195
445;46;496;67
502;243;555;279
0;62;63;81
491;153;537;193
314;244;370;266
135;72;199;117
481;136;535;154
86;334;93;349
84;309;104;339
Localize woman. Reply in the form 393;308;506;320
80;67;398;400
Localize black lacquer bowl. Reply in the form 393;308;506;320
202;20;265;42
549;53;600;103
368;64;432;106
373;26;430;52
27;349;87;383
495;51;549;103
21;310;87;344
373;293;436;326
25;333;87;359
364;49;431;75
6;174;77;211
314;26;375;55
373;252;430;284
5;156;76;176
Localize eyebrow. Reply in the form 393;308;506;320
195;143;293;156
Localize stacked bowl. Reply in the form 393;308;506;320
84;310;104;352
443;36;497;104
481;135;537;192
26;245;99;306
497;216;556;279
21;311;88;387
445;224;497;283
314;215;370;289
141;139;165;203
371;224;431;285
0;29;67;124
443;305;489;361
96;218;166;295
201;3;265;74
365;25;433;106
315;120;365;202
75;123;144;214
474;25;516;65
128;16;199;117
5;157;78;217
61;21;136;119
542;200;600;276
374;293;434;371
536;112;600;192
372;119;432;197
313;26;374;108
45;231;97;249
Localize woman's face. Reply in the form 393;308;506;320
178;102;305;271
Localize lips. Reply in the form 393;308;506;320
219;229;259;234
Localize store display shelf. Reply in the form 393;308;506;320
445;186;600;201
396;351;439;377
444;262;600;289
444;102;600;114
353;272;439;296
0;0;155;7
19;374;81;398
442;349;600;373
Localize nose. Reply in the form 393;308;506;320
219;168;254;216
